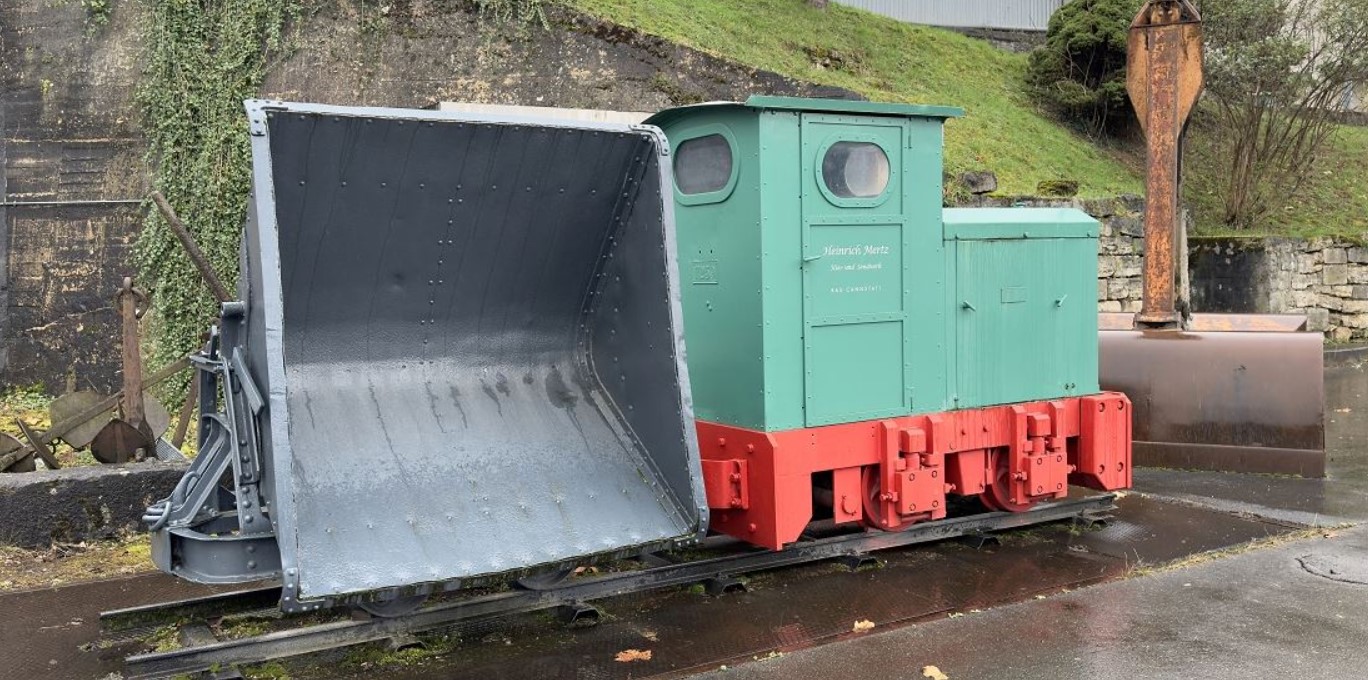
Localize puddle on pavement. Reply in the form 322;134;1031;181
1076;494;1296;564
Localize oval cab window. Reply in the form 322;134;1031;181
674;134;734;195
822;141;890;199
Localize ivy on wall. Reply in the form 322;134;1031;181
136;0;298;378
135;0;549;388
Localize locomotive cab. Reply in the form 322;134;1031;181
646;97;1132;549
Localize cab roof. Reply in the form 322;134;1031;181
644;95;964;128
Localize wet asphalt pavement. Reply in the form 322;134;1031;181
0;573;244;679
1;361;1363;679
699;525;1368;680
696;360;1368;680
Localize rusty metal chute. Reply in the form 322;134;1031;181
1126;0;1204;329
148;101;707;609
1099;1;1326;477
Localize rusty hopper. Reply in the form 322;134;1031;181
146;101;707;611
1098;1;1326;476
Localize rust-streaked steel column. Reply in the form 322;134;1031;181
1127;0;1203;329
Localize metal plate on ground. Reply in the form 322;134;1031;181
1098;312;1309;332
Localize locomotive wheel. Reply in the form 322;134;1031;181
357;594;429;618
859;466;917;532
981;450;1038;513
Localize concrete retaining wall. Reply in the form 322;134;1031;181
1;1;147;393
0;460;186;548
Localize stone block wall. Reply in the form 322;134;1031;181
1243;238;1368;341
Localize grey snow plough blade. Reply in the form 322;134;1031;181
148;101;706;611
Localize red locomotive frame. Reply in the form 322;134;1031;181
698;393;1133;550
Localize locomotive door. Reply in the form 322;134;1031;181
799;114;930;427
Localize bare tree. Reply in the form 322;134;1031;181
1202;0;1368;228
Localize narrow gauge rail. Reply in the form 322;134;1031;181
107;495;1113;679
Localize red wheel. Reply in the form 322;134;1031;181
982;449;1038;513
978;483;1005;512
860;466;918;532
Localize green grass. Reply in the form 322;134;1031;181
1186;121;1368;241
565;0;1142;197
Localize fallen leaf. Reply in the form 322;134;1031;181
641;630;659;642
923;665;950;680
615;649;653;663
852;619;875;633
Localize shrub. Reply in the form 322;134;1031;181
1026;0;1144;137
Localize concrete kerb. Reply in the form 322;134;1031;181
0;460;187;548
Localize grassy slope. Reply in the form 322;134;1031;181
567;0;1141;197
1186;123;1368;240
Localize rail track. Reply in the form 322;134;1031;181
103;495;1114;679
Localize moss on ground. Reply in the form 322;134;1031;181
243;661;293;679
0;532;154;591
342;632;460;670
